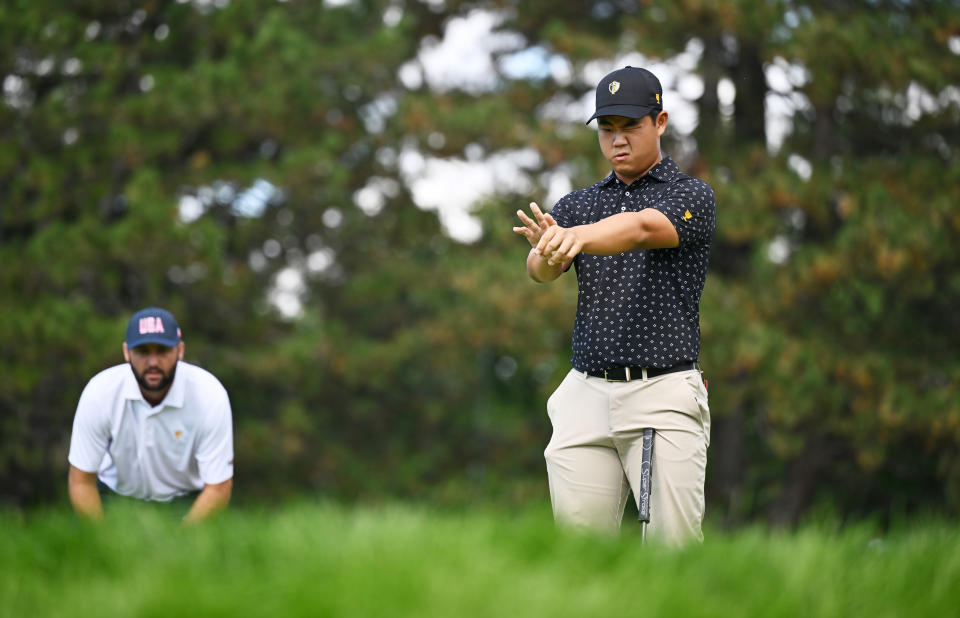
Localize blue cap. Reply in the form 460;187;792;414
125;307;182;348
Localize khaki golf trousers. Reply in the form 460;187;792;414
544;368;710;545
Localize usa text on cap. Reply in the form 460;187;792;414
125;307;182;348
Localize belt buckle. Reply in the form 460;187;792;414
604;368;631;382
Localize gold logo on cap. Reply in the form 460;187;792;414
656;93;661;104
609;81;620;94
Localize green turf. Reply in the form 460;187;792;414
1;502;957;617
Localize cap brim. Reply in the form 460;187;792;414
587;104;659;124
126;335;180;348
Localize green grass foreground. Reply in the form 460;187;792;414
2;502;958;617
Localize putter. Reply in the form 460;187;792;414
637;427;655;543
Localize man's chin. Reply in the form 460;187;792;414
612;161;639;174
136;372;174;392
131;363;177;395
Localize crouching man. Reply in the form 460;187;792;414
68;307;234;523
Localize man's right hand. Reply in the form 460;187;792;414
515;202;569;283
513;202;558;248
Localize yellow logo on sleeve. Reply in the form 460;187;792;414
683;209;692;221
175;430;182;439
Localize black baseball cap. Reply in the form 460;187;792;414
587;66;663;124
125;307;182;348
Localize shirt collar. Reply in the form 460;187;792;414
646;156;679;182
121;361;185;410
164;363;185;408
601;155;679;187
121;366;144;402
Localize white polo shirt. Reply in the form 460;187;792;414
68;361;234;502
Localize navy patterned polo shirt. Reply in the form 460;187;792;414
550;156;716;371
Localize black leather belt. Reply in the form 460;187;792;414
585;362;696;382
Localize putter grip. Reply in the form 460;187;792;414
637;428;654;523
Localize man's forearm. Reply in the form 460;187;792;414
573;211;678;254
183;479;232;523
68;467;104;521
526;248;566;282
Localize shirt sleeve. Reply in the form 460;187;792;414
651;178;716;248
548;193;575;229
195;390;234;485
67;380;111;473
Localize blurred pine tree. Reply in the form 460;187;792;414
1;0;957;526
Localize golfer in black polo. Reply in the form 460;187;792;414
514;66;716;544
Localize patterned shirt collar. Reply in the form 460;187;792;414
601;156;679;187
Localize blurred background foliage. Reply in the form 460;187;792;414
1;0;958;528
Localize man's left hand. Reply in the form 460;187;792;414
536;224;583;266
183;478;232;524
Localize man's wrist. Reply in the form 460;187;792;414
527;247;561;282
570;225;589;252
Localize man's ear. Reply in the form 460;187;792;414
177;341;185;360
122;342;130;362
656;111;669;136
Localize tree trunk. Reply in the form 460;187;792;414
732;41;767;146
